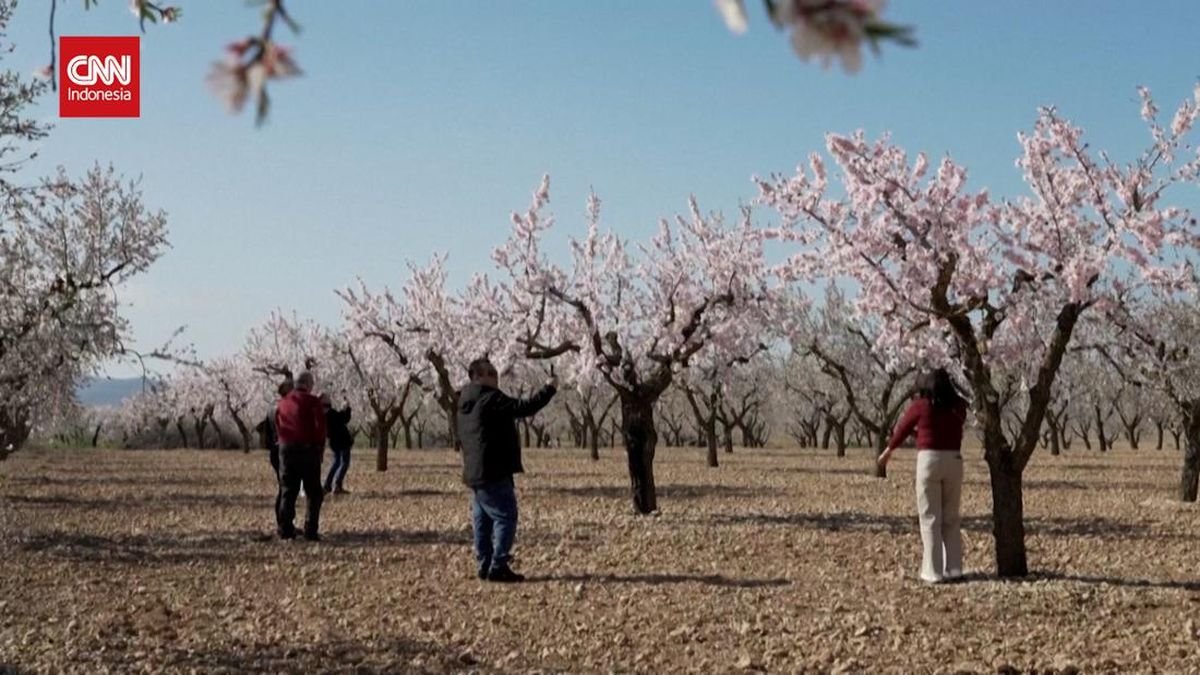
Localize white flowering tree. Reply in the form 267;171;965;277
341;256;520;452
0;164;169;458
788;284;915;474
757;85;1200;576
493;178;776;513
1102;300;1200;500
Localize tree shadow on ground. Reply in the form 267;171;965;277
141;636;467;674
347;488;456;501
18;529;274;565
328;528;470;547
949;571;1200;591
744;465;867;476
3;492;269;510
4;474;223;488
707;511;1195;541
529;572;789;589
539;484;779;499
964;478;1164;491
1026;571;1200;591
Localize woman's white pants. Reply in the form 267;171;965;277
915;450;964;582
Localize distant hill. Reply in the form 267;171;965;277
77;377;147;407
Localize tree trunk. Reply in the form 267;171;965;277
820;421;833;450
1154;420;1164;451
722;424;734;454
987;452;1029;578
376;422;392;472
833;422;847;458
1125;423;1140;450
588;425;600;461
0;409;31;459
231;416;252;452
620;397;658;514
1180;408;1200;502
705;415;718;468
1047;421;1061;456
1094;406;1109;452
1181;438;1200;502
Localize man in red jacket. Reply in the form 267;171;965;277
275;371;327;540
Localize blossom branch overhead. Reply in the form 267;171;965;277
45;0;301;125
715;0;916;74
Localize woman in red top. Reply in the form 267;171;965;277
878;368;969;584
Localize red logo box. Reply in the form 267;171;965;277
59;36;140;118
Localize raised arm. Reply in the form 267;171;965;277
486;384;558;419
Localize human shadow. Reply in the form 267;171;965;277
529;572;790;589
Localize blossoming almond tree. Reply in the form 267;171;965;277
340;256;521;452
789;284;915;475
0;166;169;459
334;332;419;471
757;85;1200;577
493;178;776;513
1100;299;1200;501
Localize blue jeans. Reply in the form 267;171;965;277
471;477;518;572
324;446;351;492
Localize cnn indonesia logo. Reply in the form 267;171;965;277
59;36;139;118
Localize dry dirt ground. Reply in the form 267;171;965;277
1;445;1198;674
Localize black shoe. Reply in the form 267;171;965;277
486;565;525;583
303;532;321;542
278;527;296;540
477;566;489;580
334;486;349;495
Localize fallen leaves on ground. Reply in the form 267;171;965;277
0;446;1196;673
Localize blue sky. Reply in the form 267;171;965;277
7;1;1198;375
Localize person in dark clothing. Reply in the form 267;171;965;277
457;358;557;583
275;371;327;541
256;380;294;478
321;393;354;495
255;380;294;524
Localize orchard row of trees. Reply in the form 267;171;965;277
5;0;1199;575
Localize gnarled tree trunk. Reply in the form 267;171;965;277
620;396;658;514
1180;404;1200;503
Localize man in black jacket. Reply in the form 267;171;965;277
457;358;557;583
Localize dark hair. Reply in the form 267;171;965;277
916;368;964;410
277;380;294;397
467;358;496;380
